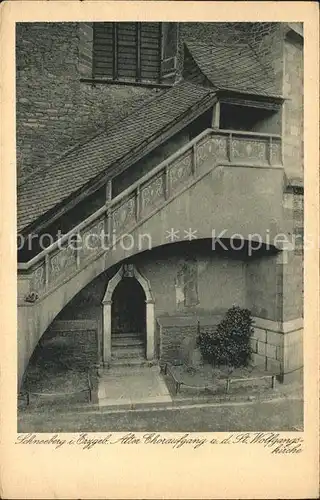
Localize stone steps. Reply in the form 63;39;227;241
112;331;145;339
111;331;145;357
112;346;145;358
109;358;152;368
111;331;146;363
112;338;144;348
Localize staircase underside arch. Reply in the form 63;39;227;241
18;163;284;387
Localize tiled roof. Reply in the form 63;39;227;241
18;81;216;232
185;42;280;97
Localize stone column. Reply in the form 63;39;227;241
211;101;220;129
146;300;155;361
97;311;103;367
275;244;304;381
102;301;112;365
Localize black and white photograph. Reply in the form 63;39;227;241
16;20;305;433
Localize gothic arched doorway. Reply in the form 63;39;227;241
102;264;155;364
111;277;146;360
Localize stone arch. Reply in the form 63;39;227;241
101;264;155;364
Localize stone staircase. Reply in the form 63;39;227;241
111;332;146;365
18;128;282;305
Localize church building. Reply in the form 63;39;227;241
17;22;304;388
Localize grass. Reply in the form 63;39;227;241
19;332;99;409
167;363;273;393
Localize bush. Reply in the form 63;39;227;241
197;306;254;368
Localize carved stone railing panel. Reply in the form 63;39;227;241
140;174;165;217
50;244;77;282
31;262;46;292
270;140;282;165
231;136;268;164
168;151;193;194
196;136;213;169
79;218;105;261
209;135;229;160
111;195;136;237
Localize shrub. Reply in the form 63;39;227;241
197;306;254;368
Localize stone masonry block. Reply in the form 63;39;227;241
252;327;267;343
266;343;277;360
284;328;303;348
276;345;284;362
266;357;281;374
257;340;266;356
283;340;303;372
266;330;283;347
252;353;266;370
250;337;258;353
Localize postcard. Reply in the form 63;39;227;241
0;1;319;498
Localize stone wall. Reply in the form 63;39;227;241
157;318;198;364
158;312;303;378
282;32;304;180
157;315;222;365
136;247;247;318
112;128;191;197
250;319;283;373
16;23;158;183
283;327;303;376
246;248;303;323
49;241;247;368
251;110;282;135
26;234;303;378
282;186;304;323
246;253;279;321
56;241;247;323
51;241;281;369
250;317;303;380
46;319;101;367
282;251;303;321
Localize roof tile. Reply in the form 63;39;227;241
185;42;280;97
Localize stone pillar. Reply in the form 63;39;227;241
102;301;112;365
248;241;303;381
211;101;220;129
106;179;112;203
146;300;155;361
97;311;103;367
275;245;303;381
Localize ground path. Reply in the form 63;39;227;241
18;397;303;433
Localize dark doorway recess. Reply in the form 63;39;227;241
111;277;146;334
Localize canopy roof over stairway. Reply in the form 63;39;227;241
183;41;282;98
18;81;217;233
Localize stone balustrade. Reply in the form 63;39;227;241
18;128;282;299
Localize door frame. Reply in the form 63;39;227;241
102;263;155;364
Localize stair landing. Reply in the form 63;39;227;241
97;365;172;408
